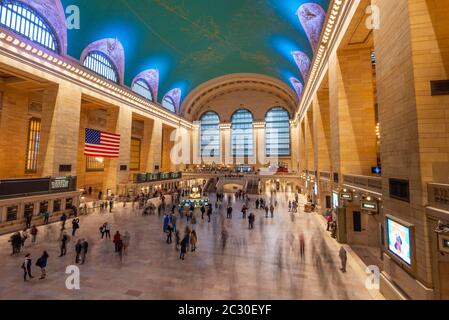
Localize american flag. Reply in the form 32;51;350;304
84;128;120;158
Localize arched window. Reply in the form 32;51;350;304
231;109;254;157
162;96;176;112
0;0;59;52
265;107;290;156
200;112;220;158
132;79;153;101
83;51;119;83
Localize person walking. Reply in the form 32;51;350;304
207;206;212;223
175;230;181;251
171;214;178;233
36;251;49;280
75;239;82;264
59;232;69;257
227;206;233;219
113;231;122;252
270;204;275;219
122;231;130;255
200;205;206;220
43;210;50;225
163;213;170;233
30;225;38;244
248;212;255;230
299;234;305;259
9;232;22;255
288;201;292;212
166;224;174;244
60;212;67;230
81;239;89;264
180;232;189;260
104;222;111;240
265;206;269;218
21;229;29;248
25;211;32;229
71;218;80;236
21;254;33;281
190;230;198;252
339;247;347;273
109;199;114;213
100;223;106;239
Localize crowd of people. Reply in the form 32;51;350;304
6;185;351;284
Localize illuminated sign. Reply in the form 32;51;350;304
340;193;353;201
386;217;412;265
361;201;378;212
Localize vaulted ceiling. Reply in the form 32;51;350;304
60;0;329;107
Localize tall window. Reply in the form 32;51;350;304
86;156;104;172
231;109;253;157
130;138;141;171
132;79;153;101
83;51;119;83
0;1;59;52
25;117;41;173
162;96;176;112
265;107;290;156
200;112;220;158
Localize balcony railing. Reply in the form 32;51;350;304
320;171;331;180
133;172;182;184
428;183;449;211
342;174;382;192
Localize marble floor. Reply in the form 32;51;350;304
0;192;383;300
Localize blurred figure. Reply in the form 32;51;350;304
339;247;347;273
36;251;49;280
299;234;305;260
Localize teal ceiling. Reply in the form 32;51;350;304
61;0;329;104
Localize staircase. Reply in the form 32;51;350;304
246;179;260;195
204;178;217;193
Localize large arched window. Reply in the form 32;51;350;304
200;112;220;158
132;79;153;101
162;96;176;112
265;107;291;156
83;51;119;83
231;109;254;157
0;1;59;52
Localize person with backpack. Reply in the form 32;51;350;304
35;251;49;280
21;254;33;281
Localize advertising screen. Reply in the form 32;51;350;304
387;218;412;265
332;192;339;209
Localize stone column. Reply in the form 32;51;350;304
103;105;132;193
328;48;377;177
144;118;162;172
0;88;31;178
313;88;331;173
39;81;82;177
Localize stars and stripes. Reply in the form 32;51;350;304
84;128;120;158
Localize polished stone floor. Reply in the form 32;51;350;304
0;192;383;300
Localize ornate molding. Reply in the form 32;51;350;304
295;0;361;124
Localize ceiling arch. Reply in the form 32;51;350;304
60;0;329;110
181;73;298;122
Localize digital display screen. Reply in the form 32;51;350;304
387;218;412;265
332;192;339;209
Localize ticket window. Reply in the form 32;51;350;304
53;199;62;213
39;201;49;215
24;204;34;218
7;206;18;222
66;198;73;209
